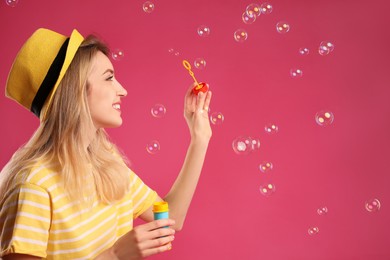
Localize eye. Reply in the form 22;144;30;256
106;75;114;81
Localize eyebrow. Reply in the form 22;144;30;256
102;69;114;75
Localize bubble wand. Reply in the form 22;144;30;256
182;59;209;95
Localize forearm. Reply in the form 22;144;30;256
164;138;209;230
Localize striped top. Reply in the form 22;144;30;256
0;163;157;259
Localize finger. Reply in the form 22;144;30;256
203;90;212;112
149;226;175;238
136;219;175;234
196;92;207;113
184;82;197;101
148;219;176;231
139;234;175;251
185;83;197;112
187;94;196;113
134;225;175;243
140;240;174;258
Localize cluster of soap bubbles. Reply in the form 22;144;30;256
233;2;273;43
142;1;155;13
231;125;278;197
243;2;273;24
318;41;335;56
232;136;261;155
146;104;167;155
307;206;328;236
232;134;274;198
258;161;275;196
307;197;382;236
147;104;224;154
231;126;277;197
298;41;335;57
291;42;335;78
308;198;382;236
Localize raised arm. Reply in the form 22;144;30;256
140;83;212;230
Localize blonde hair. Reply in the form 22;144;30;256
0;35;130;205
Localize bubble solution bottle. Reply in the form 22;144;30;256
153;201;169;221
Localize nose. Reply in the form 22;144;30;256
116;80;127;97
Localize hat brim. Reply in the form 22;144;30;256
42;29;84;119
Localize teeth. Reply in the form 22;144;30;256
113;104;120;110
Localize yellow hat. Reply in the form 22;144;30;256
5;28;84;119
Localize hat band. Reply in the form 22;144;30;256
31;38;70;117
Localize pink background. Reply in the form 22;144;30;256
1;0;390;259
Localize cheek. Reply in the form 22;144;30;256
88;90;114;115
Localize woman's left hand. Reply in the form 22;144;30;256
184;83;212;143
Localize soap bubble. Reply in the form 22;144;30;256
210;112;224;125
146;140;160;154
246;3;261;17
5;0;18;7
317;206;328;216
194;58;206;69
232;136;252;155
276;21;290;34
315;110;334;126
142;1;154;13
308;227;320;235
251;138;261;151
151;104;166;118
365;198;381;212
299;47;310;55
290;68;303;78
265;123;279;134
259;162;273;173
197;25;211;37
112;49;125;61
234;29;248;42
318;41;335;56
259;183;276;196
242;12;256;24
260;2;273;14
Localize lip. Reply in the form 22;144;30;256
112;102;121;111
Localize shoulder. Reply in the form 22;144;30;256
17;161;60;190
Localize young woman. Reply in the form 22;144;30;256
0;28;212;259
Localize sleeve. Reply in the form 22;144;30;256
0;182;51;258
129;170;157;219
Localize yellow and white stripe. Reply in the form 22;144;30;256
0;164;157;259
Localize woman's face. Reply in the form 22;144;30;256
87;51;127;130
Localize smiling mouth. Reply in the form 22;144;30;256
113;104;121;110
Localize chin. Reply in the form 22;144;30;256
98;119;123;129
